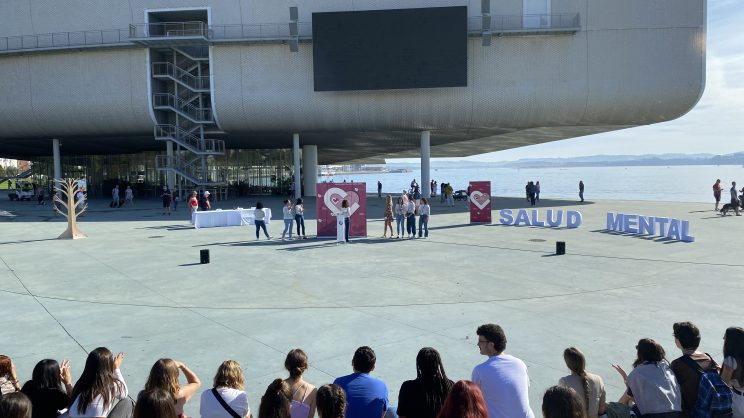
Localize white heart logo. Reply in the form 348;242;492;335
323;187;361;216
470;191;490;210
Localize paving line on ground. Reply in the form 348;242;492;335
421;239;744;267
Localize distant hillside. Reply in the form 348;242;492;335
388;152;744;169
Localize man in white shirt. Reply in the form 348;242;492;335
472;324;535;418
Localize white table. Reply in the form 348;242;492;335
192;208;272;229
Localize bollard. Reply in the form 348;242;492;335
200;249;210;264
556;241;565;255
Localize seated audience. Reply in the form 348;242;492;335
21;359;73;418
542;385;587;418
669;322;718;418
333;346;389;418
283;349;317;418
145;359;201;417
397;347;454;418
0;392;33;418
612;338;681;418
0;355;21;395
259;379;291;418
436;380;488;418
200;360;251;418
558;347;606;418
69;347;133;418
316;384;346;418
722;327;744;418
134;389;177;418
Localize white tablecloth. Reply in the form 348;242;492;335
192;208;272;229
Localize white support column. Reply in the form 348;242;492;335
166;141;175;191
421;131;431;198
292;133;301;200
52;138;62;184
302;145;318;197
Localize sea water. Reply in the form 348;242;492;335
321;165;744;203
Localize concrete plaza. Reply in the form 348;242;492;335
1;194;741;416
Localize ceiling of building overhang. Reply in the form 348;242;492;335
0;124;635;164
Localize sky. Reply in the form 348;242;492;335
393;0;743;163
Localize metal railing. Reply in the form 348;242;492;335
152;62;210;91
0;28;130;52
153;93;213;123
154;124;225;155
129;21;208;39
210;22;313;41
469;13;580;32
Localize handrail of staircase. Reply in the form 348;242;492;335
152;62;209;91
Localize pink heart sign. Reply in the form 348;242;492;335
470;191;491;210
324;187;361;215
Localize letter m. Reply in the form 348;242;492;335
606;212;623;231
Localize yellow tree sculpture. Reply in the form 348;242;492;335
53;178;88;239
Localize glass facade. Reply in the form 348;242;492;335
30;149;295;198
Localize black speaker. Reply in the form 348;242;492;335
200;249;210;264
556;241;566;255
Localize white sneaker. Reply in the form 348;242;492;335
281;237;285;241
267;236;273;240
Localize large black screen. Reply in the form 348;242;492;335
312;6;467;92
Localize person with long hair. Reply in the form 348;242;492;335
294;198;307;239
558;348;606;418
436;380;487;418
612;338;681;417
722;327;744;418
383;196;394;238
283;349;317;418
69;347;131;418
316;384;346;418
199;360;251;418
21;359;73;418
0;392;33;418
0;354;21;395
394;197;406;239
144;359;201;418
133;389;177;418
397;347;454;418
418;198;430;239
281;200;294;241
258;379;291;418
254;202;272;240
542;385;587;418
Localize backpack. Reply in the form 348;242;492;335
682;355;733;418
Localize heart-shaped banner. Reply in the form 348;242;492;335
324;187;361;216
470;190;491;210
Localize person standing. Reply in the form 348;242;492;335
188;191;199;218
341;199;351;243
383;196;394;238
377;181;382;198
713;179;722;210
124;186;134;207
527;182;536;207
200;191;212;211
161;186;172;216
472;324;535;418
405;195;417;238
294;198;307;239
418;198;430;239
579;181;585;202
281;200;294;241
731;181;741;216
395;197;406;239
535;181;541;202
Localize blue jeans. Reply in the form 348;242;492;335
406;215;416;236
255;220;269;238
282;219;293;239
295;214;305;236
418;215;429;237
395;214;405;236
